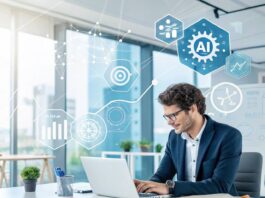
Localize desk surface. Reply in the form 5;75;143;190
0;183;237;198
0;183;102;198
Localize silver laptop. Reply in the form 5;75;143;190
81;156;171;198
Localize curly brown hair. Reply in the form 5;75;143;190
158;83;206;115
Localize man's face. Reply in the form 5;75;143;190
163;104;193;134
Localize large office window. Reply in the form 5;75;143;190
0;28;11;155
153;51;194;146
66;29;141;181
153;51;211;146
0;28;11;187
17;32;54;184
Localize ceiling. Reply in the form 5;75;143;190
63;0;265;62
205;0;265;12
5;0;265;63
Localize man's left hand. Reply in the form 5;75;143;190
135;180;169;195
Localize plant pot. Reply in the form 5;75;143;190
155;145;163;153
124;148;131;152
140;146;150;152
23;179;37;192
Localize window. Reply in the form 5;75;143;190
0;28;11;154
17;32;54;184
153;51;194;146
66;29;141;181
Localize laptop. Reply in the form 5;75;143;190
81;156;172;198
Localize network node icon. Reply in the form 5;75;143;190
210;82;243;114
104;59;139;92
155;15;183;44
35;109;74;150
225;53;251;79
177;18;230;75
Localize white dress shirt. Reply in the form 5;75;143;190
181;118;207;182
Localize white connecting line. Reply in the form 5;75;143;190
95;80;157;114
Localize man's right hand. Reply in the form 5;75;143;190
133;179;170;195
134;179;143;187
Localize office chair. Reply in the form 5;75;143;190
235;152;263;198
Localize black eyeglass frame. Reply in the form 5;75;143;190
163;109;185;121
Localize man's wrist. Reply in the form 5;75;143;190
165;180;175;194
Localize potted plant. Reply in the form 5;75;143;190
155;143;163;153
20;166;40;192
139;140;152;152
119;140;134;152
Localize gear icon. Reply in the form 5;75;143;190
177;18;230;75
78;120;100;142
187;31;220;63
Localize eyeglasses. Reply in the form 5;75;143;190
163;109;184;122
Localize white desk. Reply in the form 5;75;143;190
0;183;238;198
0;183;105;198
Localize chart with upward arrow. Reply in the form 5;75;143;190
225;53;251;79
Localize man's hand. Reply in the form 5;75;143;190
134;179;169;195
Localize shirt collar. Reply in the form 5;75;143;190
181;117;207;142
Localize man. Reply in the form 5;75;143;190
135;83;242;197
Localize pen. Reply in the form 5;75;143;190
54;167;65;177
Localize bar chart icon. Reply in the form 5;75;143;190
41;120;68;140
155;15;183;44
36;109;74;150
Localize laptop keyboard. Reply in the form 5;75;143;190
139;192;158;197
139;192;171;198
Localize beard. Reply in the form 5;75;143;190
179;114;193;133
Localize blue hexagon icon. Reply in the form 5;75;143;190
155;15;183;44
225;53;251;79
177;18;230;75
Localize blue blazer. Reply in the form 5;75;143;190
150;115;242;196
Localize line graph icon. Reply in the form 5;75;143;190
225;53;251;79
230;61;246;72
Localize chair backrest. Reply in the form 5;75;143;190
235;152;263;198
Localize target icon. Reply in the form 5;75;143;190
110;66;131;86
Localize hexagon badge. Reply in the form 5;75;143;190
104;59;139;92
97;101;132;133
35;109;73;150
177;18;230;75
225;53;251;79
70;113;107;150
155;15;183;44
